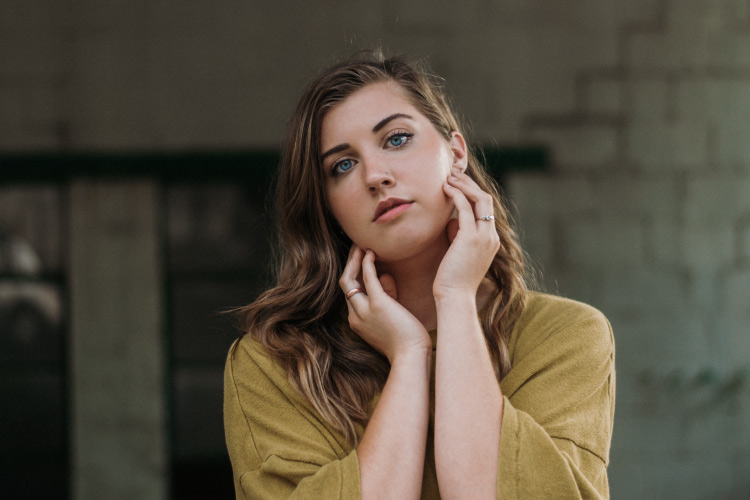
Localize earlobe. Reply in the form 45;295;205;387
450;131;468;171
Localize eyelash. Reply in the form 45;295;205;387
385;130;414;149
329;130;414;176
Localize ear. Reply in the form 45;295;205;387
449;131;468;171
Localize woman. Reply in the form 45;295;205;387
224;52;615;499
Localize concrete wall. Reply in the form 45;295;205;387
2;0;748;498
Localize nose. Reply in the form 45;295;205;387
363;156;395;192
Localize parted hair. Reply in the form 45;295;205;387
236;50;528;444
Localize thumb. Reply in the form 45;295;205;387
379;273;398;300
446;217;459;243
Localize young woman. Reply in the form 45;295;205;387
224;52;615;499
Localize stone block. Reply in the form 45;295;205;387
681;221;735;271
69;0;146;32
740;220;750;263
0;31;65;81
0;0;67;80
608;459;645;499
607;306;708;377
626;32;670;70
534;267;601;308
551;177;598;213
714;312;750;371
0;0;54;34
713;81;750;166
627;78;711;170
508;174;597;217
584;77;623;115
719;267;750;316
628;120;709;171
66;34;155;149
668;0;725;32
615;0;663;25
647;212;683;266
599;267;689;311
629;79;668;123
559;214;646;269
517;222;554;270
381;0;470;31
628;1;745;71
0;85;61;150
684;175;750;224
709;32;750;68
612;429;746;499
674;79;711;123
728;449;750;495
595;174;680;218
531;123;619;170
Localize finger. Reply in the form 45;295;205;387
446;167;485;201
340;245;364;292
340;246;369;310
361;250;385;298
445;217;459;243
447;168;495;222
379;273;398;300
443;182;476;230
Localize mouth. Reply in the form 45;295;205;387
373;197;413;222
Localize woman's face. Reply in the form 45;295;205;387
320;81;467;262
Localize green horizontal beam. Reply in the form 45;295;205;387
0;146;547;183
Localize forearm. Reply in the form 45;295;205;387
357;347;431;500
434;292;503;500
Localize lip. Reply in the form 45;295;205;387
373;197;413;223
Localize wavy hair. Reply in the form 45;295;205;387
236;51;528;444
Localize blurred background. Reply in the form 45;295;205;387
1;0;749;499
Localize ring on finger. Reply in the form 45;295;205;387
477;215;495;221
345;288;365;300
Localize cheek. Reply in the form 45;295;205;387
327;187;362;234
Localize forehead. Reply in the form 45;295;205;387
321;81;419;139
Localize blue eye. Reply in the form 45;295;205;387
389;134;407;147
387;132;413;148
332;158;354;175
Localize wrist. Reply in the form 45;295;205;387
390;342;433;366
433;287;476;306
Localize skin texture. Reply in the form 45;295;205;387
322;81;503;500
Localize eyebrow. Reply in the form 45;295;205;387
321;113;415;162
372;113;414;132
320;143;350;161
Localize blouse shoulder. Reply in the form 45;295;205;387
507;292;614;369
226;334;312;411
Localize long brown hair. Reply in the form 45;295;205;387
237;51;527;444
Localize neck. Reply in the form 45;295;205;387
377;234;450;331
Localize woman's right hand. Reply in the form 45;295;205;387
340;245;431;362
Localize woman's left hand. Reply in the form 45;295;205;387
433;167;500;299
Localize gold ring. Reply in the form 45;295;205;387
345;288;364;300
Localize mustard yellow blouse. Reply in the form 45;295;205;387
224;292;615;499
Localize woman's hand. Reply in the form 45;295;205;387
433;167;500;300
340;245;431;362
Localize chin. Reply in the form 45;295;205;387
371;229;451;264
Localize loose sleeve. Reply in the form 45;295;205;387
497;304;615;499
224;338;362;500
